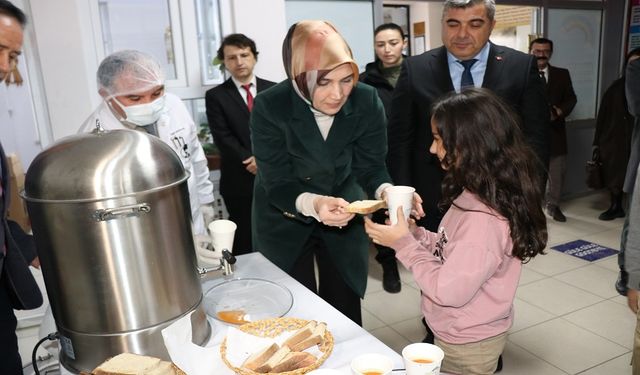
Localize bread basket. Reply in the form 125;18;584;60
220;317;334;375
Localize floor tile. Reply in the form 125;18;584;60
582;227;623;251
518;267;547;286
362;285;422;325
498;341;568;375
525;248;588;277
511;297;556;333
389;317;426;344
553;263;620;299
595;255;621;272
516;278;604;315
563;300;636;349
367;326;409;355
362;308;386;331
508;318;628;374
578;352;633;375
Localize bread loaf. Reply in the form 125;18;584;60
290;322;326;352
242;343;280;371
282;320;317;349
92;353;180;375
345;200;386;214
254;346;291;373
270;352;317;373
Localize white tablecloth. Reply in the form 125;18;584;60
202;252;404;374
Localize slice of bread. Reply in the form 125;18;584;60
290;322;326;352
145;361;175;375
254;345;291;373
270;351;317;373
282;320;317;349
242;343;280;371
345;200;386;214
93;353;162;375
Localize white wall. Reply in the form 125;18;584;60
230;0;287;82
29;0;99;141
25;0;288;143
383;0;443;55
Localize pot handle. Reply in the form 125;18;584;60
93;203;151;221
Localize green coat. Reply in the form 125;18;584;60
250;80;391;297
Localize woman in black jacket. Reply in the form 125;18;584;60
359;23;407;293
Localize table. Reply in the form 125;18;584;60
202;252;404;373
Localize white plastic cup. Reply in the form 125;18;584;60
350;353;393;375
402;343;445;375
386;185;415;225
208;219;237;255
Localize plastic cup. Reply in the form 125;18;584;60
208;219;237;255
350;353;393;375
402;343;445;375
386;185;415;225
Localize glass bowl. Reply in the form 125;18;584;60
203;278;293;324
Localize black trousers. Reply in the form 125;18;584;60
0;272;23;375
289;230;362;326
372;210;396;264
223;195;253;256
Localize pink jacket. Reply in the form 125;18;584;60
393;190;521;344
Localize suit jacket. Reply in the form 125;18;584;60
593;77;634;191
387;43;550;231
1;143;42;310
250;80;391;297
546;65;577;155
205;77;276;198
624;58;640;193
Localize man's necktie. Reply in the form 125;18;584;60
459;59;478;89
539;70;546;83
242;84;254;112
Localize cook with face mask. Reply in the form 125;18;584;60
78;50;215;236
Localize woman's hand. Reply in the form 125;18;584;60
314;196;355;227
364;207;411;248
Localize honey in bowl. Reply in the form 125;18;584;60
411;358;434;364
217;310;250;324
361;371;383;375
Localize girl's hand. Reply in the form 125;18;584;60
411;192;425;219
314;195;355;227
364;206;411;248
628;289;639;314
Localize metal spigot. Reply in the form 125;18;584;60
197;250;237;279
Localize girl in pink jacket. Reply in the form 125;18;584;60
365;88;548;374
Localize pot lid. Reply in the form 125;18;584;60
24;129;188;201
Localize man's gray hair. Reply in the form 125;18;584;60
443;0;496;21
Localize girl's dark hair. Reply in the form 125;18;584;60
374;23;405;39
431;88;547;262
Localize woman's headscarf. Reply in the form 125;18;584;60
282;20;359;103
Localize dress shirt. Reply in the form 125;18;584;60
539;66;549;83
447;42;491;93
231;75;257;106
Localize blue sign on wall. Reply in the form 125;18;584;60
551;240;618;261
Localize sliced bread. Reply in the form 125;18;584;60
242;343;280;371
270;351;317;373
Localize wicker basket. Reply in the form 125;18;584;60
220;317;334;375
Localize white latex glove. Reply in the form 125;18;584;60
194;234;220;266
200;203;215;228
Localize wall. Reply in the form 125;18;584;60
25;0;287;142
384;0;442;55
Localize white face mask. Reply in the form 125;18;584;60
110;95;167;126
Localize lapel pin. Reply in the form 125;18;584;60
496;56;503;61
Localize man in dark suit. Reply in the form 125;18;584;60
388;0;549;233
205;34;275;255
530;37;577;222
0;1;44;373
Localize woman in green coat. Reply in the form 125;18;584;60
250;20;406;325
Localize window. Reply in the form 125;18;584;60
492;5;540;53
97;0;186;86
195;0;224;85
